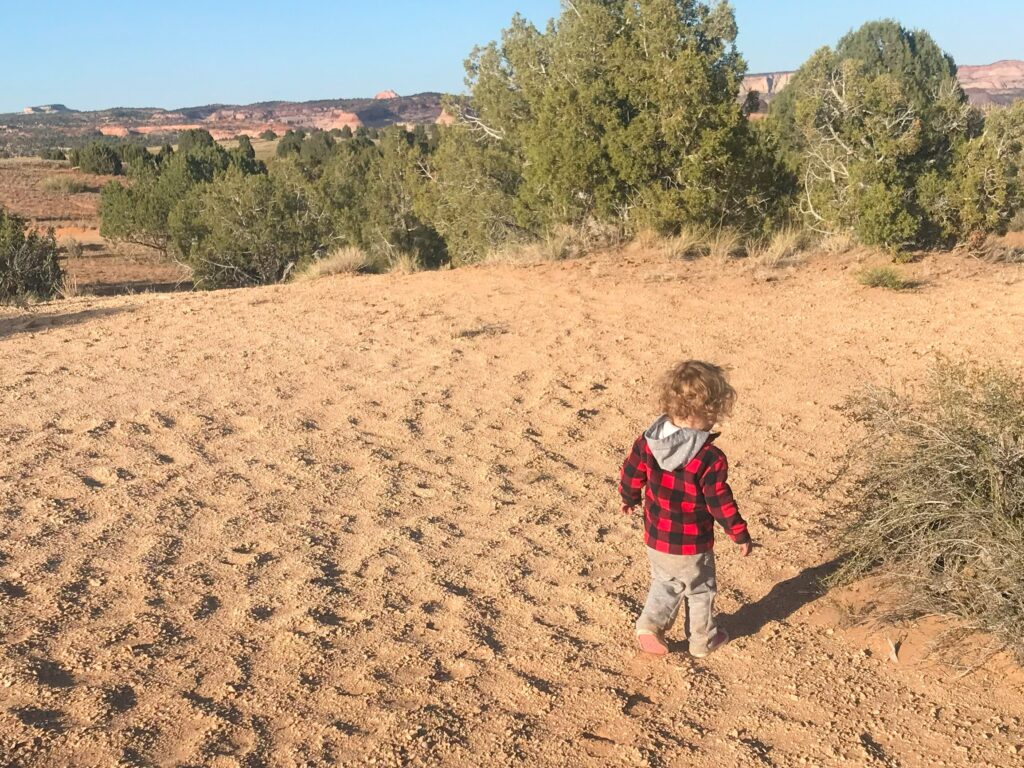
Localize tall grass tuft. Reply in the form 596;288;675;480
661;228;709;260
749;226;812;269
705;228;745;261
293;246;378;280
831;360;1024;661
42;176;90;195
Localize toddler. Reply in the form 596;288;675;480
619;360;752;656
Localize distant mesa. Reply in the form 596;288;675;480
374;90;399;100
313;110;364;131
98;125;130;138
23;104;71;115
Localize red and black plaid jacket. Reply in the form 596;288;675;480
619;434;750;555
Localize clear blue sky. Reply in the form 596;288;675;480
1;1;1021;113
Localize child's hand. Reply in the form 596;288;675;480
621;502;637;516
738;541;753;557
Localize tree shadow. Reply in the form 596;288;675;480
0;306;132;340
723;557;844;640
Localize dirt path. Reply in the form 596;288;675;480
1;249;1023;767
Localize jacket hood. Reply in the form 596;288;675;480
643;415;710;472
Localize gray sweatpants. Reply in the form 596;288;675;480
636;548;718;652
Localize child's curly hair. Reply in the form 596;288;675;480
659;360;736;424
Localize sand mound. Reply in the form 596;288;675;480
1;251;1023;766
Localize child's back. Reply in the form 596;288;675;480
619;361;752;656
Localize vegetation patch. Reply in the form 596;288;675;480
42;176;90;195
0;207;62;303
832;361;1024;662
858;267;915;291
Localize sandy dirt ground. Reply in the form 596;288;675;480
1;248;1024;767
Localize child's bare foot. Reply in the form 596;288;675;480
690;629;729;658
635;629;669;655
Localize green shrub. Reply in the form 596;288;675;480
833;361;1024;661
39;147;66;161
0;207;62;302
259;129;278;141
177;165;337;289
100;140;262;255
76;142;123;175
857;266;914;290
176;129;216;154
276;129;306;157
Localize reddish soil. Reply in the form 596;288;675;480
1;248;1023;766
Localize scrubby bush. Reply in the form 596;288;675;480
946;101;1024;238
39;147;66;161
300;130;336;169
319;127;446;266
771;20;1024;251
276;129;307;157
858;266;915;290
42;176;90;194
259;129;278;141
76;142;123;175
100;140;265;255
833;361;1024;661
176;165;337;289
176;129;216;154
0;207;63;302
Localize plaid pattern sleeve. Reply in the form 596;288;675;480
700;448;751;545
619;436;648;508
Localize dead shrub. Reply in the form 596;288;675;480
831;360;1024;662
61;237;84;259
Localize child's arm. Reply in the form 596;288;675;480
701;450;752;553
619;436;648;514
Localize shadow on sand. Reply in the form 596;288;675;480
724;558;844;639
0;306;133;340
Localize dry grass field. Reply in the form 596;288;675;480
2;245;1023;767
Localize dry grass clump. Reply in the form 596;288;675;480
293;247;378;281
485;220;624;265
661;228;709;260
966;234;1024;264
858;266;915;290
61;237;84;259
387;251;422;275
1007;209;1024;233
42;176;90;195
749;226;813;269
705;228;746;261
56;272;82;300
831;360;1024;661
820;231;857;255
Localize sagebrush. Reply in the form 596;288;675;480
832;361;1024;661
0;207;63;302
